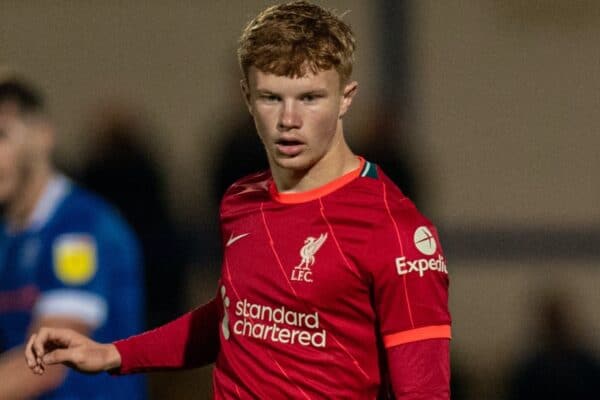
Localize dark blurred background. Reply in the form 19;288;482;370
2;1;599;399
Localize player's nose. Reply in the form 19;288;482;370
277;100;302;131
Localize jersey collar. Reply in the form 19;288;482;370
26;174;71;232
269;157;366;204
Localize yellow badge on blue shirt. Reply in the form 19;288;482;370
53;234;97;285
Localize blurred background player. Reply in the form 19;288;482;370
0;75;146;399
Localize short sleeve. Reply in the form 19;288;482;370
365;201;451;349
33;220;115;329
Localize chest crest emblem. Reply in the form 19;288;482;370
291;233;328;283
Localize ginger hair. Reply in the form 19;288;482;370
238;1;356;85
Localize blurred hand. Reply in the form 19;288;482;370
24;327;121;375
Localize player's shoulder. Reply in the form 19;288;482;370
62;184;109;213
220;170;272;209
50;183;136;243
339;160;400;199
57;185;117;224
225;170;272;195
45;183;140;274
336;161;429;225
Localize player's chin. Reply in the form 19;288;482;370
272;153;314;171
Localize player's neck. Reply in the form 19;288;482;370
271;140;359;194
6;164;53;231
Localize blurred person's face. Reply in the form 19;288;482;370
242;67;357;175
0;102;50;209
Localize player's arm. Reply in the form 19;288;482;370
365;189;452;398
387;339;450;399
26;297;221;375
1;316;92;400
113;297;221;373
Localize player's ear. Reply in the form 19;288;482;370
240;79;253;115
339;80;358;119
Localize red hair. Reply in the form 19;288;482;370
238;1;356;84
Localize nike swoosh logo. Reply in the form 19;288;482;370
226;233;250;247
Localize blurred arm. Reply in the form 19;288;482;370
388;338;450;399
2;316;91;400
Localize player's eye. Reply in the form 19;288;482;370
260;94;280;103
301;94;322;103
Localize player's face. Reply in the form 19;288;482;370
0;104;38;206
242;67;357;174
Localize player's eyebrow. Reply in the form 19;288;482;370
256;89;279;96
255;88;328;98
298;89;327;97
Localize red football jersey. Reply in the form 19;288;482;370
213;158;451;399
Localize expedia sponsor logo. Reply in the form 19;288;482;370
413;226;436;256
394;226;448;277
230;298;326;348
395;254;448;277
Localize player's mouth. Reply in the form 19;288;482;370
275;138;305;156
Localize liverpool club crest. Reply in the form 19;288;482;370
291;233;328;282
